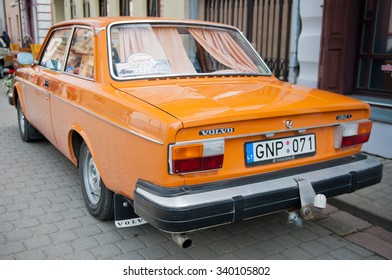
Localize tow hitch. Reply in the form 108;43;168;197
288;178;327;227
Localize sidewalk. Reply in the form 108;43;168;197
330;155;392;232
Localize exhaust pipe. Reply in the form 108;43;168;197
172;233;192;248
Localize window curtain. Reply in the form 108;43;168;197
117;25;196;74
118;25;166;62
189;28;259;73
153;27;196;74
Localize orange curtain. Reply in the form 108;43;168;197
189;28;258;73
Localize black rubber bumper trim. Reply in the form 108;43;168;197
134;154;383;233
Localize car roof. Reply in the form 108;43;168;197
51;16;237;31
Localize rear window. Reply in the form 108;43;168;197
108;23;270;79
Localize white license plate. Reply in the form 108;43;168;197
245;134;316;166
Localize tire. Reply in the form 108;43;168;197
17;99;43;142
79;142;114;220
0;60;4;79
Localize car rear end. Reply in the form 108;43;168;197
132;80;382;233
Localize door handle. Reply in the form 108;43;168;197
44;80;49;87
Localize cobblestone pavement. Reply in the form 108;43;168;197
1;82;391;260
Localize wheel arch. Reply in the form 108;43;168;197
68;125;98;170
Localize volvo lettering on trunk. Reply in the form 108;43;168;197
199;127;235;136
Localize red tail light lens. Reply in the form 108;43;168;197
341;133;371;147
173;155;224;174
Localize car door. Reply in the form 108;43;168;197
25;28;72;145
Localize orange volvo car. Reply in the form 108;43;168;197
9;17;382;247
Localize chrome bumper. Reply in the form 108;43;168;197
134;153;383;233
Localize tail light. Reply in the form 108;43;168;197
334;120;372;148
169;139;224;174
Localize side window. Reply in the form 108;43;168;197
66;28;94;79
40;29;72;71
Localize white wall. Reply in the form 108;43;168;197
297;0;323;88
363;121;392;159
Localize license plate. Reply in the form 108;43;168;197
245;134;316;166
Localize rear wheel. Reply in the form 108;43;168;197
79;142;114;220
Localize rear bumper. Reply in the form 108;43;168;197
134;153;383;233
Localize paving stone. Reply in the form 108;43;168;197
138;231;169;246
49;230;79;243
232;245;267;260
288;228;319;241
73;224;102;237
5;228;33;242
329;247;363;260
203;227;232;241
24;235;52;250
64;250;97;260
15;218;40;229
90;244;122;259
0;211;22;222
0;222;15;233
272;233;302;249
316;235;350;250
282;247;314;259
345;231;392;259
21;207;46;218
208;239;238;255
364;226;392;244
185;246;218;259
116;238;146;253
95;231;124;245
345;244;375;258
138;244;170;260
113;252;145;260
227;233;255;248
0;234;5;244
30;224;59;236
254;239;285;256
39;213;66;224
60;208;86;220
0;242;26;256
55;219;82;231
300;240;331;256
247;227;275;241
70;237;100;251
15;249;46;260
43;243;74;259
162;253;193;260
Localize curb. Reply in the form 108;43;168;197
329;197;392;232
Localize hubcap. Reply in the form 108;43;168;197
82;150;101;205
18;106;25;135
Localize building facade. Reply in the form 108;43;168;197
1;0;391;157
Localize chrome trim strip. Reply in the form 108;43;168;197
136;157;381;209
15;77;164;145
223;123;342;141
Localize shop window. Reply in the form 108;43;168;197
356;0;392;96
84;0;91;17
120;0;133;16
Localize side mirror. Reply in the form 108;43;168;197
17;52;34;65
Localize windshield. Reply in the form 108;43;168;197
109;23;270;79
